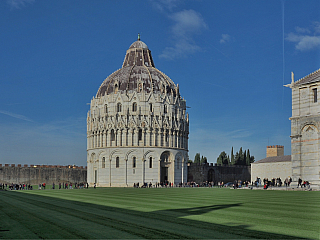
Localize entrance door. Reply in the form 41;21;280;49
161;167;168;183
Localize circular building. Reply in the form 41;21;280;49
87;37;189;187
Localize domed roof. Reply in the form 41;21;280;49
96;38;179;98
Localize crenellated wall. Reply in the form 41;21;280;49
187;163;251;185
0;164;87;185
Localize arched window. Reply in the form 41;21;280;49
149;157;152;168
132;157;136;168
102;157;105;168
114;84;119;94
116;157;119;168
138;129;142;141
138;83;143;92
104;104;108;114
149;103;153;112
164;105;167;113
132;102;137;112
111;129;115;141
117;103;122;112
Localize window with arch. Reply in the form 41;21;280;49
164;105;167;113
138;83;143;92
149;103;153;112
117;103;122;112
116;157;119;168
102;157;105;168
132;102;137;112
149;157;152;168
111;129;115;141
132;157;136;168
104;104;108;114
138;129;142;141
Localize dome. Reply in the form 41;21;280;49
96;39;179;98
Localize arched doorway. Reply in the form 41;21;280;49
160;151;171;183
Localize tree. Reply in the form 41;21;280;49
194;153;201;164
230;147;235;165
201;156;208;164
246;149;251;165
217;151;228;165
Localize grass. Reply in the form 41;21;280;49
0;187;319;239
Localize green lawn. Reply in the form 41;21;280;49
0;187;319;239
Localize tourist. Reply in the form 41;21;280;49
297;178;302;188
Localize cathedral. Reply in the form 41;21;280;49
287;70;320;187
87;36;189;187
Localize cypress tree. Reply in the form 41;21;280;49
246;149;251;165
231;147;235;165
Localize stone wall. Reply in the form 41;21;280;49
0;164;87;185
250;161;292;184
187;163;251;185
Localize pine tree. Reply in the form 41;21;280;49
243;150;247;166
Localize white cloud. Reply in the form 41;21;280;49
295;26;310;34
6;0;35;9
286;22;320;51
0;110;33;122
160;9;207;60
151;0;179;12
220;34;231;44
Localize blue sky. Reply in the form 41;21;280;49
1;0;320;166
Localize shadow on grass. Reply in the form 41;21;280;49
0;190;309;239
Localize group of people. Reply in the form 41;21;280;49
297;178;310;188
0;183;33;190
0;182;89;191
261;177;293;189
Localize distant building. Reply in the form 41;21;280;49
286;69;320;187
251;145;291;184
86;37;189;187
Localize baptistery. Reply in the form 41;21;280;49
87;36;189;187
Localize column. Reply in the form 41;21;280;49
143;129;146;146
158;159;161;183
160;129;163;147
146;129;151;146
153;130;156;146
100;132;103;147
136;129;139;146
101;131;105;147
116;130;120;147
142;159;145;184
109;159;112;187
105;130;108;147
108;130;111;147
129;129;133;146
182;160;184;183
